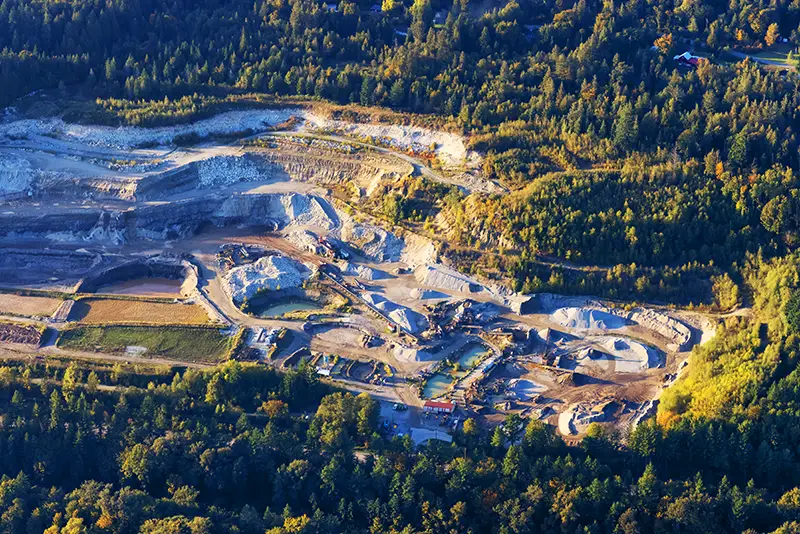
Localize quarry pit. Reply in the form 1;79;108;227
0;106;717;440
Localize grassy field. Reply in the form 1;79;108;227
69;298;210;325
57;326;233;363
0;294;62;317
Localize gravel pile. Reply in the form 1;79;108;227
414;264;485;294
551;307;627;330
362;292;428;333
340;262;388;280
223;255;312;305
196;155;266;187
598;337;662;371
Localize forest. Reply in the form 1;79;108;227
5;0;800;531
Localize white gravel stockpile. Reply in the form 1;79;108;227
362;291;428;333
0;109;299;149
0;154;33;193
223;255;312;305
598;337;662;371
551;307;626;330
341;262;388;280
509;378;545;401
415;264;485;294
196;155;266;187
410;288;449;300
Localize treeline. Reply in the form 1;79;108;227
0;355;798;533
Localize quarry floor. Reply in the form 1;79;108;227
0;107;720;441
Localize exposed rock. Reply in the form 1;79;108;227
223;255;314;305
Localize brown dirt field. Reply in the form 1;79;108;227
70;299;210;325
0;294;62;317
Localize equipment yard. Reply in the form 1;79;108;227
0;105;718;441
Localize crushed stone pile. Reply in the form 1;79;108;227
550;307;627;330
284;229;321;251
0;154;33;194
508;378;545;401
362;292;428;333
415;264;485;294
388;307;428;334
531;294;694;351
340;262;388;280
223;255;313;305
598;337;662;371
409;288;449;300
196;155;266;187
362;292;396;312
0;109;299;149
393;345;435;363
618;308;693;351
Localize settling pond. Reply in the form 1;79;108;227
422;342;493;399
250;298;322;318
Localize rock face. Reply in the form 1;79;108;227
0;155;33;195
338;216;403;262
223;255;313;305
0;192;340;244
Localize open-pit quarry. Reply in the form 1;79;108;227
0;105;718;441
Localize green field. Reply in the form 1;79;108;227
57;326;233;363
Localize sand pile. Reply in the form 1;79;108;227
410;288;449;300
223;255;313;305
551;307;626;330
196;155;266;187
598;337;662;371
362;292;428;333
340;262;388;280
414;264;485;294
0;154;33;194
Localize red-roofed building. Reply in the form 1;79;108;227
423;400;455;414
673;51;705;69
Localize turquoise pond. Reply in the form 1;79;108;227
423;374;453;399
422;343;492;398
455;343;491;369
